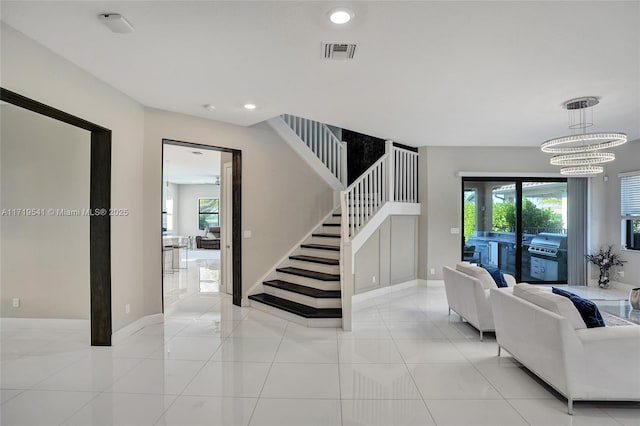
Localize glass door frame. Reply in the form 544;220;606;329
461;176;568;284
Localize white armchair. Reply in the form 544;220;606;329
442;262;515;340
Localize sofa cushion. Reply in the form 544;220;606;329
456;262;497;290
513;283;586;329
552;288;606;328
482;266;509;288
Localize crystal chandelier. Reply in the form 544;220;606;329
541;97;627;175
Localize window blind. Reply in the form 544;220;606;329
620;171;640;217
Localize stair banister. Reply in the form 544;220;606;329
340;191;353;331
280;114;346;188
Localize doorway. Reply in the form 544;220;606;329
462;177;568;284
161;139;242;312
0;88;112;346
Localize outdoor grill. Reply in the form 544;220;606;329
528;233;568;281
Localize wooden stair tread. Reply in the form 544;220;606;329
264;280;341;298
301;243;340;252
249;293;342;319
323;223;340;227
277;267;340;281
312;233;341;238
289;255;339;265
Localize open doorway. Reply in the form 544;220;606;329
161;140;242;315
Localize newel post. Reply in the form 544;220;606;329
385;140;395;202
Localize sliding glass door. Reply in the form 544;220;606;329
462;178;568;284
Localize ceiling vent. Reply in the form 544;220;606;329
322;42;356;60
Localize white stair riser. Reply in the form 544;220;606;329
299;248;340;259
263;286;341;309
249;301;342;328
311;236;341;245
276;272;340;290
322;225;342;233
287;260;339;275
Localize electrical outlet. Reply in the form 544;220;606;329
12;298;20;308
430;268;435;275
125;304;130;314
618;271;625;278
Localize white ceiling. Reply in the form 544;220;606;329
1;1;639;147
163;143;221;185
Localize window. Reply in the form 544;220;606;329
199;198;219;229
620;171;640;251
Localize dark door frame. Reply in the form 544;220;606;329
161;139;242;306
1;87;112;346
461;176;567;284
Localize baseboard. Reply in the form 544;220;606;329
111;313;164;345
425;279;445;287
352;279;418;303
0;318;90;330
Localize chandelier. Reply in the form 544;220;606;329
541;97;627;175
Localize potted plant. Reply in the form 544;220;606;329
585;246;625;289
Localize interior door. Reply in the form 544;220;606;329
222;162;233;295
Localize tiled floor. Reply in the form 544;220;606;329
2;277;639;425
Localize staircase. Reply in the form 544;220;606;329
248;211;344;327
253;114;420;329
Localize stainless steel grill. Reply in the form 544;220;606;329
528;233;567;258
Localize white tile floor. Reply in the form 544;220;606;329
2;267;639;425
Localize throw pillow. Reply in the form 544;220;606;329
481;266;508;288
551;287;605;328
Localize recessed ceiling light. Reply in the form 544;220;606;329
98;13;135;33
329;8;353;24
192;151;203;155
203;104;216;110
244;103;257;110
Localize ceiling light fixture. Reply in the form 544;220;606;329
203;104;216;110
541;97;627;176
98;13;135;34
243;103;257;110
329;8;354;24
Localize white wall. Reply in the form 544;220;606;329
354;215;418;293
589;139;640;286
1;104;90;319
420;144;640;285
2;23;146;331
177;184;219;237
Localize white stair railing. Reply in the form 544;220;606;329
392;144;419;203
281;114;347;187
339;140;418;331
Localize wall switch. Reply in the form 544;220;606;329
430;268;435;275
125;304;130;314
243;230;252;238
12;298;20;308
450;227;460;234
372;276;376;283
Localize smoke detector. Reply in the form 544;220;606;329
322;42;357;60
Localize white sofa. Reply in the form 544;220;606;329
491;283;640;414
442;262;516;340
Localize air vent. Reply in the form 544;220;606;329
322;42;357;60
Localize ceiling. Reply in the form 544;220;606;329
1;1;639;147
163;144;221;185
